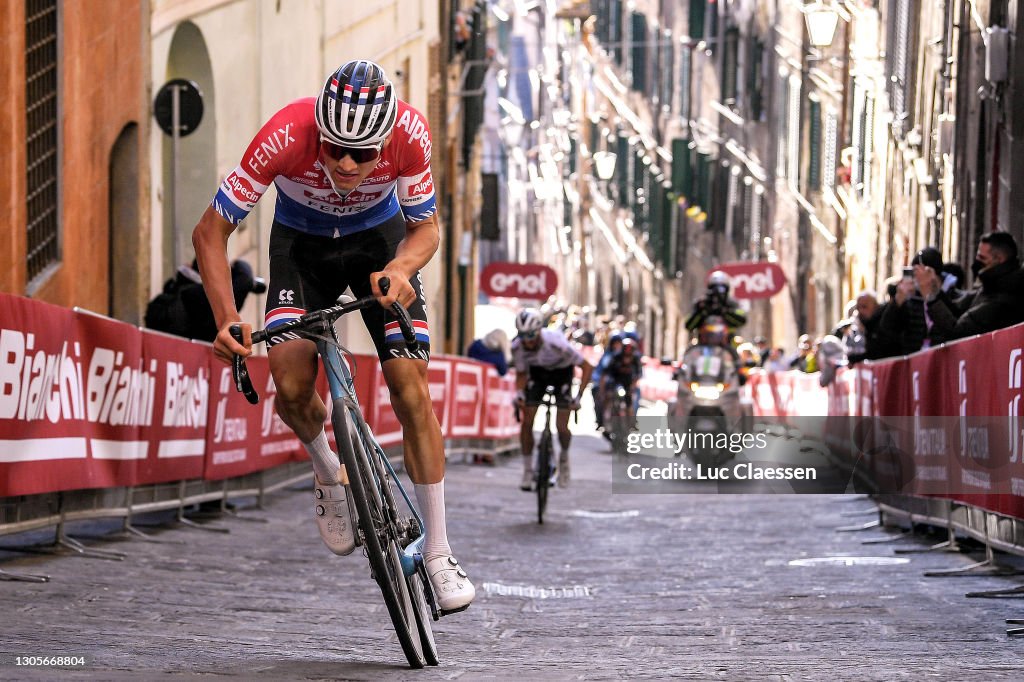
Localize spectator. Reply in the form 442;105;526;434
145;258;265;342
753;336;771;367
789;334;817;372
929;232;1024;340
816;335;847;387
735;342;761;385
879;247;964;354
467;329;511;376
766;347;789;373
943;261;967;291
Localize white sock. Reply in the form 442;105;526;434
414;480;452;559
304;430;340;485
523;453;533;472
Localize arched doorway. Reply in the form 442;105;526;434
109;123;141;323
162;21;216;279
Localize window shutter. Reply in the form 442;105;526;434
807;96;822;192
630;11;648;93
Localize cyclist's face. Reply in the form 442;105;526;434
520;331;541;349
319;136;389;191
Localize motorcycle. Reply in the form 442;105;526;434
668;344;743;468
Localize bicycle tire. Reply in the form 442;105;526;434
332;402;426;669
408;563;440;665
351;400;437;665
536;430;552;524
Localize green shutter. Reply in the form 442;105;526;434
630;11;648;94
722;27;739;105
808;96;822;192
671;138;692;199
689;0;705;40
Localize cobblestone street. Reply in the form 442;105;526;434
2;422;1024;680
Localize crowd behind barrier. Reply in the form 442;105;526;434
744;321;1024;553
0;294;518;513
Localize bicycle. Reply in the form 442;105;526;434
517;386;574;525
533;388;558;525
603;382;635;455
228;278;439;669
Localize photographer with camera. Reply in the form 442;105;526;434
145;258;267;342
684;271;747;338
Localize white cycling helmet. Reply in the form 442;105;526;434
515;308;544;335
315;60;398;148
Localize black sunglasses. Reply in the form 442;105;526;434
321;140;382;164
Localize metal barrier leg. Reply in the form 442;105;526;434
13;500;126;561
174;482;229;534
967;585;1024;598
112;487;184;544
835;519;880;532
1007;618;1024;636
924;544;1023;578
862;529;915;545
0;568;50;583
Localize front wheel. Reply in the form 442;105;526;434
536;430;553;524
333;404;425;669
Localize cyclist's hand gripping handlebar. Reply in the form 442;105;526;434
227;276;419;406
377;277;419;352
229;325;259;405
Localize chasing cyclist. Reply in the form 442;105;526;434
191;60;474;613
598;337;643;431
511;308;594;490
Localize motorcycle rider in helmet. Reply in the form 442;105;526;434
685;271;747;337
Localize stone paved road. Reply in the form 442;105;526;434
2;415;1024;680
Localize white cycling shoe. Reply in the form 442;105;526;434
424;554;475;614
520;469;534;492
314;482;355;556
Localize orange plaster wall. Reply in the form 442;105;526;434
4;2;146;313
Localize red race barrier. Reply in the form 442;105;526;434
136;330;207;485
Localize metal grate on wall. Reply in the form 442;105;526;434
25;0;59;286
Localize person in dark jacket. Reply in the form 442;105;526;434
685;271;747;335
879;247;965;354
466;329;511;376
929;232;1024;340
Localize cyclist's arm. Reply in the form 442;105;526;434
192;206;250;363
575;360;594;402
371;215;439;308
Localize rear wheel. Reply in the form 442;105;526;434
333;404;425;669
536;430;552;524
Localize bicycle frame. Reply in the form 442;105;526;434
317;330;425;577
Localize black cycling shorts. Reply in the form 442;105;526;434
525;365;575;407
263;213;430;363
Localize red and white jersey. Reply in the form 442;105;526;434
212;97;436;237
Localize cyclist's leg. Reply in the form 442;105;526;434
553;373;574;487
519;403;539;475
264;223;354;554
355;217;474;612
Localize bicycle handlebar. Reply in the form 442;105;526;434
228;277;419;404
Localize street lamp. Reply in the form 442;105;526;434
592;151;617;181
803;1;839;48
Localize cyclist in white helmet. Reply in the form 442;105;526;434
511;308;594;490
192;59;474;614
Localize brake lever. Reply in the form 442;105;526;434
229;324;259;404
377;276;420;351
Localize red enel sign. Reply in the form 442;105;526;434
709;261;786;299
480;262;558;299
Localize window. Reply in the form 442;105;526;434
25;0;60;287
